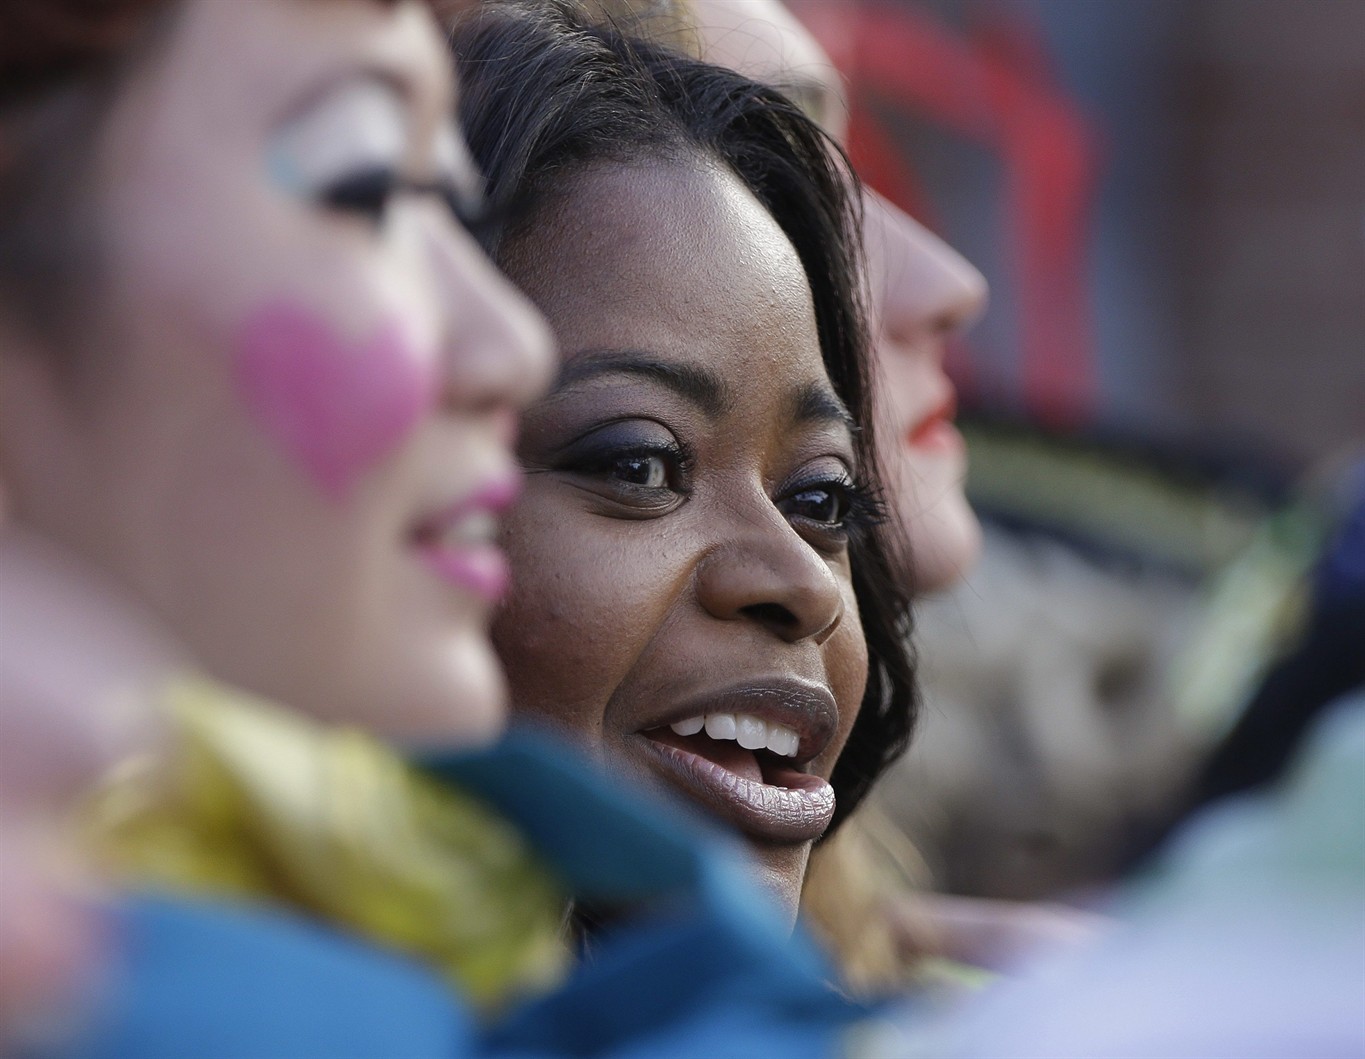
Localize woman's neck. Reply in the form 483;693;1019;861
0;525;187;804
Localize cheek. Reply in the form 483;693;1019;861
232;300;437;501
491;507;622;715
492;495;679;726
874;334;941;411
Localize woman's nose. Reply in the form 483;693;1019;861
694;500;846;645
867;189;987;338
427;223;555;417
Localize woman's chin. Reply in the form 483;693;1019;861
898;487;981;596
432;641;509;748
365;637;509;752
747;841;813;930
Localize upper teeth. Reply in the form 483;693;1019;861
669;713;800;758
433;511;496;547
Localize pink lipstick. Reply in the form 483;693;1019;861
630;679;840;844
412;477;519;602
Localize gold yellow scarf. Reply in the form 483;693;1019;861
82;678;572;1013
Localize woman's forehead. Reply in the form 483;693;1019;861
507;161;836;413
512;162;816;350
142;0;452;129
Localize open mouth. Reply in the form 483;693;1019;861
411;514;508;602
410;476;519;602
634;691;837;844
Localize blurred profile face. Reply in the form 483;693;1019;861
0;0;552;744
865;190;986;593
692;0;987;593
493;160;870;918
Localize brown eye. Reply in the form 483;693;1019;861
555;422;693;517
613;454;669;488
785;485;847;525
558;422;690;493
778;470;884;546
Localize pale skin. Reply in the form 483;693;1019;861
863;187;986;593
0;0;552;1031
0;0;552;747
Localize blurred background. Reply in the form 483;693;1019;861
788;0;1364;902
796;0;1363;458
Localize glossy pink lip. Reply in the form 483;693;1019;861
412;476;520;602
637;739;835;843
629;678;840;844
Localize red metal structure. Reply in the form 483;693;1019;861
803;2;1103;427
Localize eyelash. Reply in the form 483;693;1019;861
565;438;695;498
778;473;885;545
320;165;509;240
564;431;882;542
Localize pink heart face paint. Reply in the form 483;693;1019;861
234;301;436;501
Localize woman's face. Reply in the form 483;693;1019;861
865;190;987;594
492;160;870;917
0;0;552;744
694;0;986;595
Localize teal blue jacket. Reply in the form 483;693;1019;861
59;733;868;1059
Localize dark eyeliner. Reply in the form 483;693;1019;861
840;479;887;535
564;438;691;483
320;166;399;222
320;167;513;239
783;472;885;540
554;423;695;504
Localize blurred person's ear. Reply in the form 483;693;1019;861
689;0;847;140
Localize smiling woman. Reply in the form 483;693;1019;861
503;161;868;857
454;0;916;918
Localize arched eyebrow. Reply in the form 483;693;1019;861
792;382;855;433
554;348;854;435
554;349;731;419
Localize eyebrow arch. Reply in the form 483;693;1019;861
553;349;732;419
792;382;856;433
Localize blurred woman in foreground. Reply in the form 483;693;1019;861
0;0;546;1041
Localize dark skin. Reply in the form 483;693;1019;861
492;158;870;920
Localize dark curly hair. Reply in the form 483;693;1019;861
452;0;917;831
